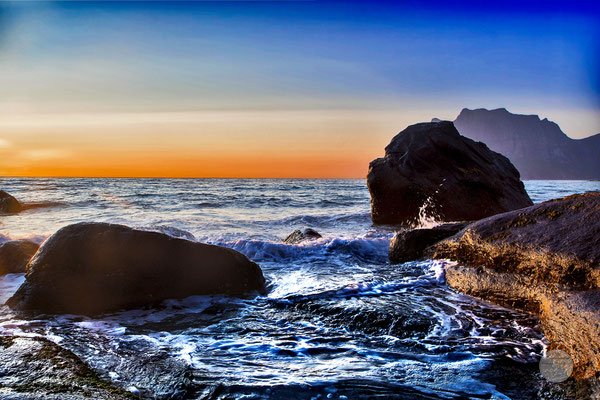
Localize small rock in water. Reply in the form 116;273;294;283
389;222;468;264
0;190;23;214
0;239;40;275
284;228;322;244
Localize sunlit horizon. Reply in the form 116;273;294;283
1;1;599;178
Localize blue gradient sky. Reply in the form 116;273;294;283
0;1;599;177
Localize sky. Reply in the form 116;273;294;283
0;0;599;178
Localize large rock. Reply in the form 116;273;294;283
0;335;138;399
7;222;265;315
367;121;532;225
388;222;468;264
0;190;23;214
430;193;600;380
0;239;40;275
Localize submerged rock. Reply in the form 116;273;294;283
0;190;23;214
388;222;468;264
366;121;532;225
0;335;138;399
431;192;600;380
7;222;266;315
284;228;322;244
0;239;40;275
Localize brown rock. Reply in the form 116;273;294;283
0;239;40;275
0;190;23;214
7;222;266;315
432;192;600;380
388;222;468;264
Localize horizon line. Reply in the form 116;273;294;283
0;175;367;180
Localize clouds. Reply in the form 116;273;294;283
19;148;71;161
0;138;12;149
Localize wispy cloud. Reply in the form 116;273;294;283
20;148;71;161
0;138;12;148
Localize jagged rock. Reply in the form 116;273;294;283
7;222;265;315
431;192;600;379
284;228;322;244
388;222;468;264
0;335;138;399
367;121;532;225
0;190;23;214
0;239;40;275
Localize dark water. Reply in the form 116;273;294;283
0;178;599;399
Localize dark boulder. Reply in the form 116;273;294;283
7;222;265;315
0;239;40;275
284;228;322;244
367;121;532;225
0;190;23;214
389;222;468;264
431;193;600;380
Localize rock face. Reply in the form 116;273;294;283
7;222;266;315
0;239;40;275
389;222;468;264
0;335;138;399
0;190;23;214
284;228;322;244
454;108;600;180
430;193;600;379
367;121;533;225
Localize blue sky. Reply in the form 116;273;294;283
0;1;598;177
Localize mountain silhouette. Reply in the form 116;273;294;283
453;108;600;179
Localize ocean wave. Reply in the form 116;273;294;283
220;234;391;264
140;225;196;240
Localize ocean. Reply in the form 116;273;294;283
1;178;599;399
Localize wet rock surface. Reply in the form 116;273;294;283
389;222;468;264
367;121;532;225
430;192;600;381
0;335;137;400
0;239;40;275
0;191;23;214
7;222;266;315
284;228;322;244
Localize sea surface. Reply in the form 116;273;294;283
0;178;599;399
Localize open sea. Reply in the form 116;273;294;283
1;178;599;399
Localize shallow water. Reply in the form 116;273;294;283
0;178;598;399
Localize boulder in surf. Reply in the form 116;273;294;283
367;121;532;225
7;222;266;315
0;239;40;275
284;228;322;244
0;190;23;214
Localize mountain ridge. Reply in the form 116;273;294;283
452;108;600;179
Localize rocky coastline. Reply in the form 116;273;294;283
386;183;600;391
